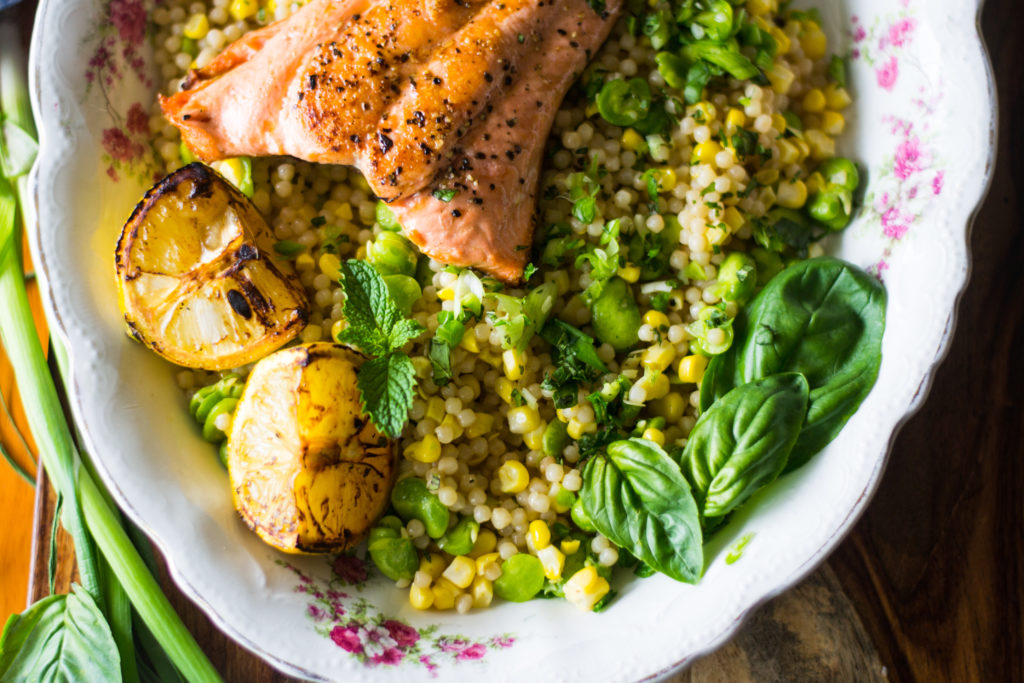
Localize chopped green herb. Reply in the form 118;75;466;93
432;188;458;202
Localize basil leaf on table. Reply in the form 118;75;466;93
683;373;809;519
700;257;886;470
581;438;703;583
0;584;121;682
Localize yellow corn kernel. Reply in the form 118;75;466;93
567;418;597;440
678;354;709;384
527;520;551;551
497;460;530;493
507;405;541;435
805;171;826;195
694;140;722;166
643;310;670;329
503;348;525;381
654;167;677;192
776;179;808;209
431;578;459;610
425;396;446;423
649;392;686;423
496;377;515;404
824;83;852;110
754;167;779;186
335;202;353;221
641;427;666;446
459;330;480;353
295;252;315;271
723;206;746;233
318;252;341;281
228;0;258;20
724;108;746;135
767;61;796;94
799;21;828;60
479;350;502;367
420;553;446;579
692;101;717;124
438;287;455;301
641;370;670;401
443;556;476;589
183;13;209;39
330;319;346;342
550;484;572;513
563;566;610;611
770;113;787;133
537;545;566;581
409;584;434;610
776;138;800;166
439;413;464;440
469;530;498;559
822;111;846;136
404;434;442;463
767;24;791;55
642;341;676;372
354;244;367;260
745;0;774;17
802;88;826;114
617;263;641;283
621;128;644;151
523;425;546;451
475;552;501;575
707;226;728;248
792;137;811;162
560;538;581;555
471;576;493;608
805;129;836;161
465;413;494;439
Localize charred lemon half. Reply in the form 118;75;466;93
226;343;394;553
115;163;308;370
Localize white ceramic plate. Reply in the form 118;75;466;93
27;0;995;680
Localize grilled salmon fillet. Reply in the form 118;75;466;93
161;0;622;280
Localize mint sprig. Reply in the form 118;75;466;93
337;260;425;437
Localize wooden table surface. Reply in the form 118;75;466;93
3;1;1022;680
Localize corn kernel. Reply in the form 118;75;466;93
404;434;442;463
641;371;670;400
800;21;828;60
567;418;597;440
443;556;476;589
694;140;722;166
438;287;455;301
776;139;800;166
425;396;446;423
497;460;530;493
496;377;515;404
228;0;257;20
523;424;546;451
824;84;852;110
642;341;676;372
746;0;773;17
479;350;502;367
420;553;446;579
475;552;501;575
805;171;826;195
692;101;717;124
295;252;315;271
537;545;566;581
723;206;746;232
621;128;644;151
409;584;434;610
503;348;525;381
440;413;464;441
465;413;494;439
641;427;666;446
754;167;779;186
759;186;777;210
469;530;498;559
563;566;610;611
767;62;795;94
802;89;826;115
560;538;581;555
654;167;677;192
507;405;541;434
471;576;493;608
649;392;686;423
822;111;846;136
183;13;209;39
766;23;791;55
706;226;727;247
792;138;811;162
458;331;480;353
805;129;836;161
770;113;787;133
318;252;341;281
643;310;670;329
678;354;709;384
724;108;746;135
431;578;459;610
527;520;551;551
354;245;367;260
776;179;808;209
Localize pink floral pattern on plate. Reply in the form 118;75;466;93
283;556;515;675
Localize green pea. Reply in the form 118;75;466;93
806;191;848;230
202;397;238;443
382;274;422;316
390;477;450;539
596;78;651;127
366;231;417;277
493;554;545;602
750;247;784;286
713;252;757;304
818;157;860;192
375;201;403;231
437;516;479;556
571;497;596;532
368;516;419;581
590;277;641;352
541;419;570;458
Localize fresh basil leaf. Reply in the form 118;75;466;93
357;353;416;438
700;258;886;470
683;373;808;518
0;585;121;682
582;438;703;583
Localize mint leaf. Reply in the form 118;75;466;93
389;317;425;349
337;260;394;355
357;353;416;438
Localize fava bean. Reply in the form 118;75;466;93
382;274;422;316
590;277;641;352
390;477;450;539
712;252;757;304
541;419;570;458
375;201;403;231
493;554;545;602
202;397;237;442
596;78;651;127
437;516;479;556
806;157;860;231
368;515;419;581
366;231;417;277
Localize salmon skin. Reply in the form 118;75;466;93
161;0;622;281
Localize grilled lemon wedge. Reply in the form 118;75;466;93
115;163;308;370
227;343;394;553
